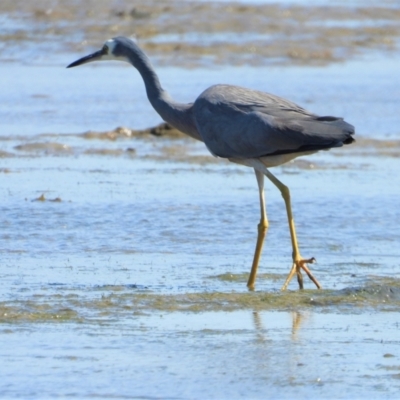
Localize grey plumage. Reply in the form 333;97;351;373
67;36;355;291
193;84;354;159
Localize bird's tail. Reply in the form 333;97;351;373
315;116;355;145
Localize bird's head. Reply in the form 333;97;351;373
67;37;136;68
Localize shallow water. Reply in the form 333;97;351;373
2;310;400;399
2;1;400;398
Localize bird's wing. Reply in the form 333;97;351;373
193;85;354;159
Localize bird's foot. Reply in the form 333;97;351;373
281;257;321;291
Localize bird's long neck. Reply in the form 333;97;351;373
127;47;202;141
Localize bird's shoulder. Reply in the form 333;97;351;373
190;84;354;159
194;84;312;117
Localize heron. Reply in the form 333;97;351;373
67;37;354;291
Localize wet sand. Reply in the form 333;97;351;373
1;0;400;66
2;0;400;398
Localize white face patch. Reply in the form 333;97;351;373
105;39;117;53
101;39;129;63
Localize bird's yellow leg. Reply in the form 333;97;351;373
264;169;321;291
247;170;269;290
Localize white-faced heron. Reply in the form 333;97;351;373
67;37;355;290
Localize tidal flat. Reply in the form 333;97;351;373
1;0;400;398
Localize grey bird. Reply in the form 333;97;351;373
67;36;355;290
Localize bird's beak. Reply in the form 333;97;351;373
67;49;105;68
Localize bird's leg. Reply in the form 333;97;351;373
263;169;321;291
247;169;269;290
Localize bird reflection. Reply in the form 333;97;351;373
251;310;307;341
290;311;304;340
252;311;268;343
